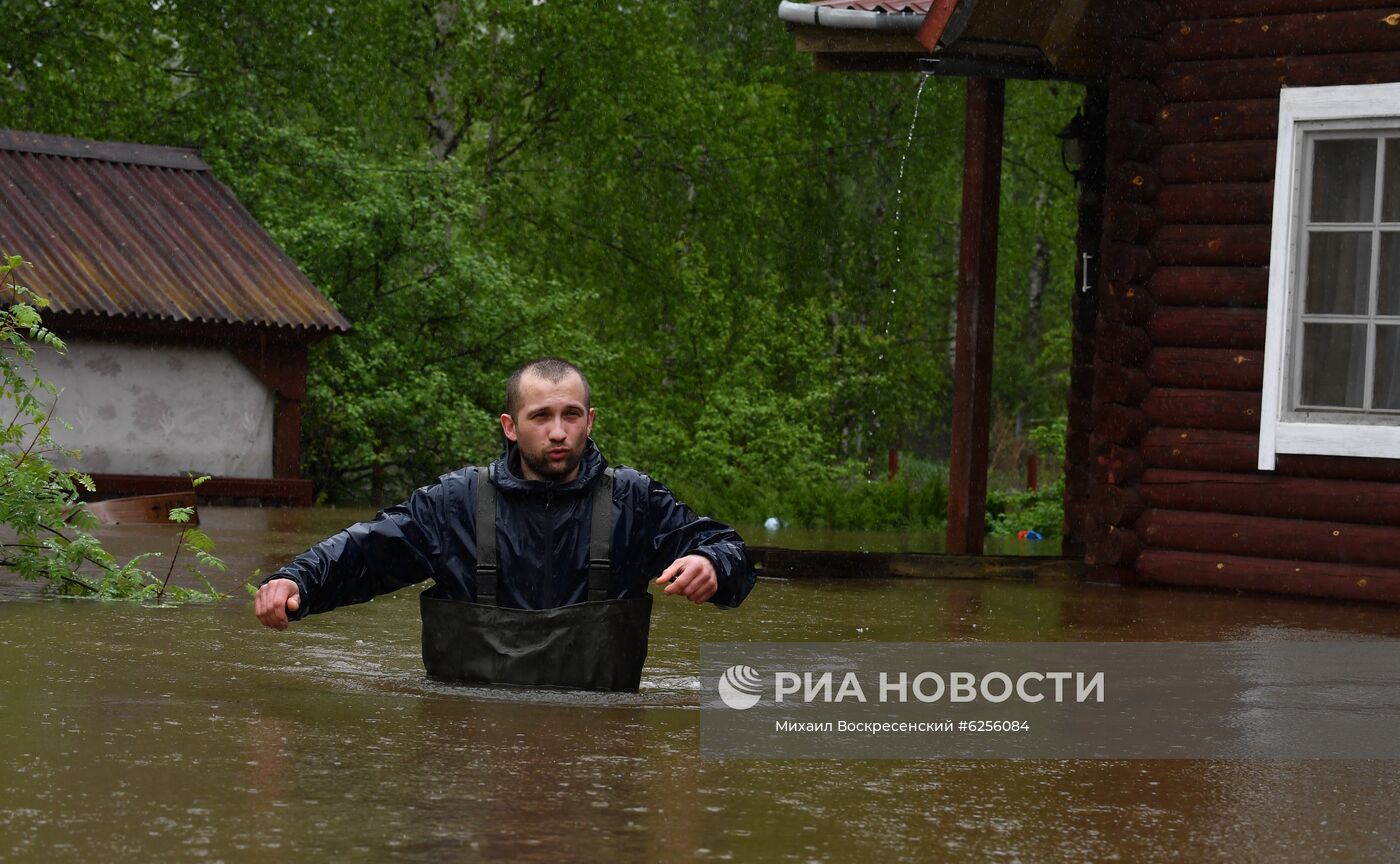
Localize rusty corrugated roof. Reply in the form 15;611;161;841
0;129;350;334
808;0;932;11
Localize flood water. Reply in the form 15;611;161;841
3;507;1400;862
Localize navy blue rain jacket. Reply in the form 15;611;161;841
271;440;756;616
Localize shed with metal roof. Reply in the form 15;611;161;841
0;129;350;504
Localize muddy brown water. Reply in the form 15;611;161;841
3;507;1400;862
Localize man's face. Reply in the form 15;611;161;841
500;370;595;483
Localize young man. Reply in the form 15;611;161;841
254;357;755;690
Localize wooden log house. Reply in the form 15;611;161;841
780;0;1400;603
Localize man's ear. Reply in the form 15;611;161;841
500;413;518;442
586;407;595;436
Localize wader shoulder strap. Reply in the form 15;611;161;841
475;465;498;599
587;468;614;602
472;465;614;603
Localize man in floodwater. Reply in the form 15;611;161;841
253;357;756;690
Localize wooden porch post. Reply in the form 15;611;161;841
946;77;1005;555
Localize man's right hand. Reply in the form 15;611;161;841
254;578;302;630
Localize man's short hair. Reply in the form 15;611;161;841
505;357;592;417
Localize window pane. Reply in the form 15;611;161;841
1385;139;1400;223
1311;138;1377;222
1299;323;1367;409
1377;327;1400;411
1382;232;1400;316
1305;231;1372;315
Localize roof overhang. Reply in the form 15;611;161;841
778;0;1110;81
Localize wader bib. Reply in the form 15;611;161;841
419;465;653;691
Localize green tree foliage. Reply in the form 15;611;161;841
2;1;1082;524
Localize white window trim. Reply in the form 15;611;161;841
1259;83;1400;470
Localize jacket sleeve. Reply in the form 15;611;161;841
263;477;457;619
645;478;756;609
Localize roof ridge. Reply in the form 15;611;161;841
0;129;209;171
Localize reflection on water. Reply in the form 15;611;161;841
2;507;1399;862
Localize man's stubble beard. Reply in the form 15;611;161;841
520;443;585;482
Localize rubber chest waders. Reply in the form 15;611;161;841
419;465;654;691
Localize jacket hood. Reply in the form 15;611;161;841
492;438;608;494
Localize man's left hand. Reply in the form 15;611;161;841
656;554;717;604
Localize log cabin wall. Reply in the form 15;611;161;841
1087;0;1400;602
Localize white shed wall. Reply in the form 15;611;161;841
31;339;275;478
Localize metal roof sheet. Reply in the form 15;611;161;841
0;129;350;334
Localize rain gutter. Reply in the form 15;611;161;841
776;1;926;31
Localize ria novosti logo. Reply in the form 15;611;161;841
716;665;764;710
713;662;1106;710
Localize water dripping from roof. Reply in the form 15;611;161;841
882;72;931;360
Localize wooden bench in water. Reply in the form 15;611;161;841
749;546;1083;583
85;492;197;527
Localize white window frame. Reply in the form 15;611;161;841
1259;83;1400;470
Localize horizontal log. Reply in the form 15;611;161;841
1161;56;1285;102
1142;387;1261;431
1155;99;1280;144
1160;52;1400;102
1146;306;1266;349
1278;49;1400;87
1097;323;1153;365
1145;347;1264;390
1101;282;1157;325
1141;468;1400;525
1149;224;1272;266
1107;162;1161;203
1162;9;1400;63
1142;428;1400;481
1143;428;1259;472
1095;404;1149;445
1109;80;1167;124
1097;364;1152;404
1159;140;1276;183
1276;453;1400;484
1107;121;1165;165
1105;201;1159;244
1135;548;1400;604
1101;242;1155;284
1090;482;1146;526
1155;182;1273;224
1165;0;1400;20
1139;507;1400;568
1149;266;1268;306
